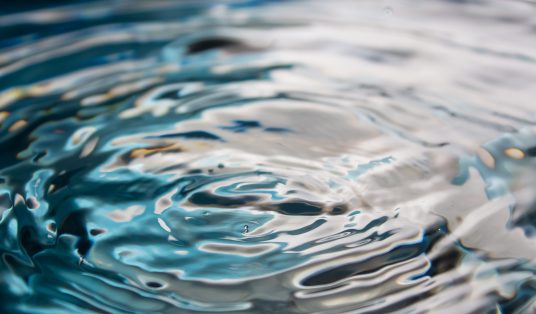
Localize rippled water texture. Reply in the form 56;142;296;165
1;0;536;313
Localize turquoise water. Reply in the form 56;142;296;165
0;0;536;313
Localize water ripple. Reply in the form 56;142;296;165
0;0;536;313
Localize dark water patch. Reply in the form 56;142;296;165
187;38;245;54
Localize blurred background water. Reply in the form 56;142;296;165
0;0;536;313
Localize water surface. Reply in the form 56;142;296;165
0;0;536;313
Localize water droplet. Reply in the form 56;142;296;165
243;225;249;234
383;7;393;17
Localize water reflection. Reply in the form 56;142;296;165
0;0;535;313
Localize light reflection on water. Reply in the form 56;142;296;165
0;0;535;313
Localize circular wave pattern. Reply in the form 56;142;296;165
0;1;536;313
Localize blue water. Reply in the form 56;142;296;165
0;1;536;313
